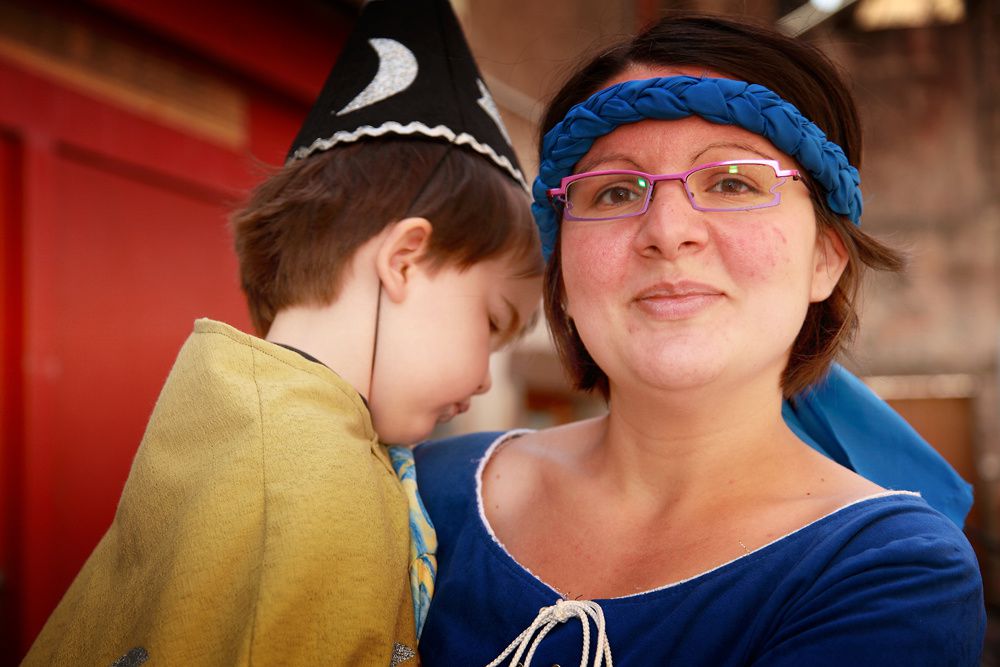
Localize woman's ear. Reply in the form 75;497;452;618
810;225;849;303
375;217;433;303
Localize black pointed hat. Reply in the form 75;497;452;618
287;0;526;191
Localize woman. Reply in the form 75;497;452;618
415;13;985;666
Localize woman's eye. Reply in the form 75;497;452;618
710;177;759;195
596;185;642;207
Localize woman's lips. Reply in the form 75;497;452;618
633;281;724;319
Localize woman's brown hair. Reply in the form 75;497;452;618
232;138;542;335
541;12;904;399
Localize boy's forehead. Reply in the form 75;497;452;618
493;259;543;295
497;244;546;281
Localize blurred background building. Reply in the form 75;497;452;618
0;0;996;663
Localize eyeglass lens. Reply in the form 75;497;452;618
564;163;786;220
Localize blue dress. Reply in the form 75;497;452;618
414;431;985;666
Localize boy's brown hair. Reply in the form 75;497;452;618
232;138;542;335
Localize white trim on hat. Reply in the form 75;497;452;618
289;120;529;192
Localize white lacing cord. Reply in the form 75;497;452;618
485;599;614;667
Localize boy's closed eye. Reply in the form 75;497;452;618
491;298;540;350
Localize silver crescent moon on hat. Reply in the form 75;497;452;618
335;38;419;116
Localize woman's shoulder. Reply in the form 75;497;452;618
771;491;979;586
414;419;590;481
807;491;975;558
745;493;985;665
414;430;526;523
774;493;982;620
415;429;522;479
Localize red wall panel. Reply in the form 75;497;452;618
0;62;266;653
0;1;342;657
22;148;251;627
86;0;350;104
0;61;257;196
0;131;25;665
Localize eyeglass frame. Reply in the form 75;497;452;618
547;159;802;222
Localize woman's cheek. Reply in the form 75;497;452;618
561;224;632;291
714;221;790;283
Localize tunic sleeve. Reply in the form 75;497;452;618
751;506;985;667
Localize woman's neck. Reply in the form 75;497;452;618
581;374;801;511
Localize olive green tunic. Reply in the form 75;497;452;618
25;319;416;666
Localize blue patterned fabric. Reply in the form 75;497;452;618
388;446;437;638
532;76;862;260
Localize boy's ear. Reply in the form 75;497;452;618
375;217;433;303
810;225;849;303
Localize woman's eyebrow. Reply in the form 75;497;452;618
575;153;642;174
577;143;775;174
690;141;775;163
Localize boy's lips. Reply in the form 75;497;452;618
633;280;724;319
437;400;471;423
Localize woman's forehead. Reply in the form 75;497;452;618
601;63;729;89
577;117;788;173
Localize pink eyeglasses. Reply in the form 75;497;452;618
547;159;801;221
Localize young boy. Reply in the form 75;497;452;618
23;0;542;665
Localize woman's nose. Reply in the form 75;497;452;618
632;180;709;258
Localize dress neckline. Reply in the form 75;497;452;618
472;429;921;602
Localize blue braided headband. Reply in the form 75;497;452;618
531;76;863;260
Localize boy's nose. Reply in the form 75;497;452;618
475;368;492;395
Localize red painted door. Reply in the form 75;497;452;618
1;129;25;664
0;0;343;653
20;141;253;645
1;67;260;659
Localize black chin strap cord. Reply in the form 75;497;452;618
366;146;453;421
366;281;383;408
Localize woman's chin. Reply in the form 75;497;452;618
613;355;730;396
